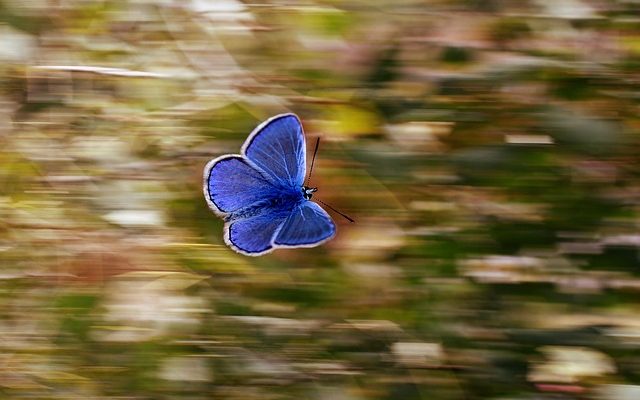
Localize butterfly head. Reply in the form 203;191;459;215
302;186;317;200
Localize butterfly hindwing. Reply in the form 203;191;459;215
225;211;289;256
274;201;336;247
243;114;306;189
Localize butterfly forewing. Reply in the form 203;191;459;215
205;156;277;214
243;114;306;189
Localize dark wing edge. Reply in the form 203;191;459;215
203;154;234;217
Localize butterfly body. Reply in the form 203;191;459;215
224;187;302;222
203;114;336;256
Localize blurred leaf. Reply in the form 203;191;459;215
319;105;381;137
441;46;474;64
489;18;531;45
300;7;352;37
540;106;625;155
367;45;399;89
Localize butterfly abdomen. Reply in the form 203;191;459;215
224;192;302;222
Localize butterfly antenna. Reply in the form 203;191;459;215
316;199;355;223
305;137;354;223
305;137;320;186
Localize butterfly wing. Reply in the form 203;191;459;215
242;114;306;189
225;210;290;256
204;155;279;215
274;201;336;248
205;155;292;256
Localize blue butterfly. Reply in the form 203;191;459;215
203;113;339;256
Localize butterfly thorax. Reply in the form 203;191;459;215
302;186;317;200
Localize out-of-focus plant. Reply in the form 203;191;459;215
1;0;640;399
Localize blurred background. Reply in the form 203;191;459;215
2;0;640;398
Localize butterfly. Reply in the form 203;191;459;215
203;113;350;256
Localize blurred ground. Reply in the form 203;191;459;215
1;0;640;399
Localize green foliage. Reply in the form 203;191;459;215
440;46;474;64
489;18;531;45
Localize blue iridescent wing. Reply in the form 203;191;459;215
242;114;306;189
274;201;336;247
225;211;289;256
204;113;335;256
204;155;279;215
